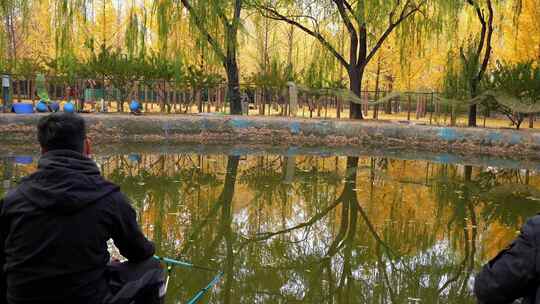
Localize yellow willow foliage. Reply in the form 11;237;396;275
20;0;55;60
503;0;540;62
0;0;536;93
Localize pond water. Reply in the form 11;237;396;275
2;148;540;303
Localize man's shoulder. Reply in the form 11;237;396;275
94;188;128;208
525;215;540;226
519;215;540;239
1;188;26;213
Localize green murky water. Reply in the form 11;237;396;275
2;148;540;303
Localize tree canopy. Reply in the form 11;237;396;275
0;0;538;117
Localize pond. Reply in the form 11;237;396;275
2;147;540;303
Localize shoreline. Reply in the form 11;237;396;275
1;113;539;160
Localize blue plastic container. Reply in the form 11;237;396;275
12;103;34;114
14;156;33;165
63;102;75;113
36;101;48;113
130;100;141;112
128;154;141;162
49;102;60;112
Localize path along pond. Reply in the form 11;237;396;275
2;145;540;304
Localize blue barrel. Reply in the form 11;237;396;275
12;103;34;114
36;101;49;113
130;100;141;112
128;154;141;162
63;102;75;113
49;101;60;112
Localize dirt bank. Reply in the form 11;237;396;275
1;113;539;160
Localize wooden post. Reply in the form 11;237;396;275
407;95;412;121
144;85;148;112
16;78;21;102
325;99;328;118
259;88;264;115
450;104;457;126
336;96;341;119
206;88;212;113
422;95;427;117
362;87;368;116
429;93;434;125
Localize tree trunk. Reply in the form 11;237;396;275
197;88;203;112
348;68;363;119
468;0;494;127
225;61;242;115
468;104;477;127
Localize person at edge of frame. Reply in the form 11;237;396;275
475;214;540;304
0;112;165;304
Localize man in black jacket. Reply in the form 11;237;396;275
475;216;540;303
0;113;164;304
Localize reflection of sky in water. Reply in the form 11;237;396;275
2;151;540;303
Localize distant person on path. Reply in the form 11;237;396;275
241;90;249;115
65;86;79;110
0;113;165;304
1;75;10;112
475;216;540;303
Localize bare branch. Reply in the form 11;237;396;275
478;0;494;82
333;0;357;36
365;0;425;65
216;7;230;25
466;0;487;62
233;0;242;27
342;0;354;15
180;0;226;62
240;198;343;244
333;0;359;67
258;4;349;68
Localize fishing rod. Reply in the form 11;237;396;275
154;255;223;304
186;271;224;304
153;255;218;272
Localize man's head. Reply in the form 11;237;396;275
38;113;88;154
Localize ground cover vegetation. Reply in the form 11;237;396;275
0;0;539;128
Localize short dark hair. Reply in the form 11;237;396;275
37;113;86;153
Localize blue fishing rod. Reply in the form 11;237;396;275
154;255;218;272
153;255;223;304
186;271;224;304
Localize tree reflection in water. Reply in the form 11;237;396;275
2;153;540;303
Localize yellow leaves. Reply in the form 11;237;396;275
6;0;540;92
502;0;540;63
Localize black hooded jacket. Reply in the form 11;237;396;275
475;215;540;304
0;150;155;304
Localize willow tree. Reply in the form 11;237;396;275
253;0;435;119
179;0;243;114
462;0;495;127
125;2;148;60
0;0;29;67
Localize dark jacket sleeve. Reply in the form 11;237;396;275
474;218;538;304
110;192;155;262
